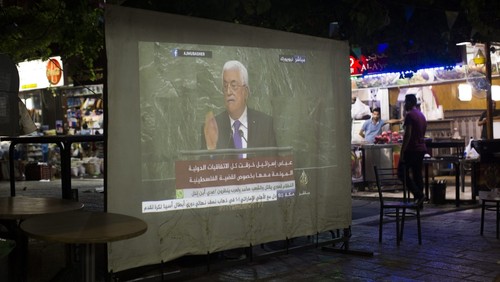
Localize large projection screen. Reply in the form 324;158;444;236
105;5;352;272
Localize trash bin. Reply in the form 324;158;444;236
430;180;447;204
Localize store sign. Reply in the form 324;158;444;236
17;56;64;91
350;54;388;76
352;66;467;89
46;58;62;85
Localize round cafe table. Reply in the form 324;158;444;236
20;211;148;282
0;196;84;281
0;196;84;220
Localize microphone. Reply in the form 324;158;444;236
228;132;234;148
239;129;248;143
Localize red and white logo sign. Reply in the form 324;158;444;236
46;58;62;85
350;54;388;76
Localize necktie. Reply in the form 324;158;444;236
233;120;242;149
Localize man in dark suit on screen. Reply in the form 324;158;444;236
202;60;277;152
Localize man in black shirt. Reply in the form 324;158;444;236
478;101;500;139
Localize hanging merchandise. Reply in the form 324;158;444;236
351;97;372;120
464;137;479;159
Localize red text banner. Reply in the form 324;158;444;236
142;155;295;213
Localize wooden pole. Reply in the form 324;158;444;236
485;42;493;139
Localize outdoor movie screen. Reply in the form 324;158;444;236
105;5;351;272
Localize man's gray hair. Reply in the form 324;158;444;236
222;60;249;87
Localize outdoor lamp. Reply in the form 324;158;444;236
458;84;472;101
473;48;486;65
492;85;500;101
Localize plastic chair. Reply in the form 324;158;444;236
374;165;422;245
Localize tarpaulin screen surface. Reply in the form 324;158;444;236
105;5;352;272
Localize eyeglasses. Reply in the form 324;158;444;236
223;81;246;92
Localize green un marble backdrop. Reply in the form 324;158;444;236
139;42;338;196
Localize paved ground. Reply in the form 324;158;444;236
1;178;500;281
172;199;500;282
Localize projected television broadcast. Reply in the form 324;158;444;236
105;5;351;273
139;43;330;213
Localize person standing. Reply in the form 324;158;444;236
398;94;427;204
359;108;386;143
359;107;401;143
477;101;500;139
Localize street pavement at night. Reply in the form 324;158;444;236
1;178;499;281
